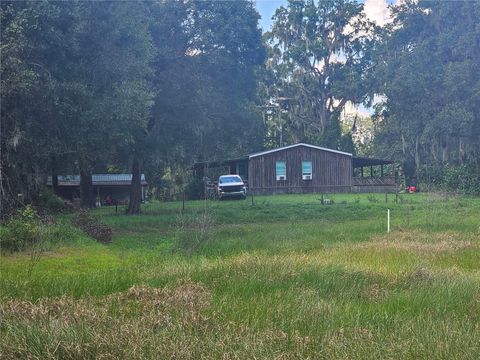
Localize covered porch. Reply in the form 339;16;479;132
352;157;396;192
193;157;249;182
47;174;148;203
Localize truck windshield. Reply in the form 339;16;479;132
219;176;242;184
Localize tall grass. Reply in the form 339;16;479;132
1;193;479;358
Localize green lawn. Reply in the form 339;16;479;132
1;193;479;359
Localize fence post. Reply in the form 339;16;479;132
182;191;185;213
387;209;391;233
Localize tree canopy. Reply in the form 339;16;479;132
1;0;266;215
1;0;479;216
371;0;480;190
264;0;377;149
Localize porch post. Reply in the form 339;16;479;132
96;186;100;207
361;167;363;177
381;164;384;177
370;166;374;177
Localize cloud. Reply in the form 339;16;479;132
364;0;392;26
342;101;373;119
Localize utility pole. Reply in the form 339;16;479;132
278;109;283;147
257;97;295;148
274;97;294;148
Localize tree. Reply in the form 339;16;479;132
265;0;376;148
1;0;266;215
138;0;266;206
1;1;154;213
0;1;71;214
372;0;480;186
63;1;154;209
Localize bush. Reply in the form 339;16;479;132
185;178;206;200
417;161;480;195
444;163;480;195
34;187;65;213
72;210;112;243
0;205;40;252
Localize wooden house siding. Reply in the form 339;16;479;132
248;145;352;194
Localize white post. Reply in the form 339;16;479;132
387;209;391;233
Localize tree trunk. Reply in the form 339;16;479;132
80;168;94;208
414;136;421;172
51;154;59;195
126;157;142;215
458;139;465;165
442;142;448;163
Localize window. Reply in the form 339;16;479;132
302;161;312;180
276;161;286;180
219;175;242;184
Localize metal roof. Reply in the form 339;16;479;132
192;143;352;169
249;143;352;158
193;156;249;169
47;174;147;186
352;157;394;168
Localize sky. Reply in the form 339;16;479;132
255;0;398;117
256;0;397;32
256;0;285;31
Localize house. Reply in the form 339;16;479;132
194;143;395;195
47;174;148;203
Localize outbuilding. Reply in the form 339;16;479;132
194;143;395;195
47;174;148;203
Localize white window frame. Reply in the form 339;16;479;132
302;161;312;180
276;160;286;181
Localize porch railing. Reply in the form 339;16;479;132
353;176;395;187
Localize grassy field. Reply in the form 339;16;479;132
1;193;479;359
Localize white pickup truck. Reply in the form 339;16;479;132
217;175;247;200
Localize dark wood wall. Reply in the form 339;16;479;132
248;146;352;194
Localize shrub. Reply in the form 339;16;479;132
444;163;480;195
0;205;40;252
72;210;112;243
185;178;206;200
34;187;65;213
417;161;480;195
